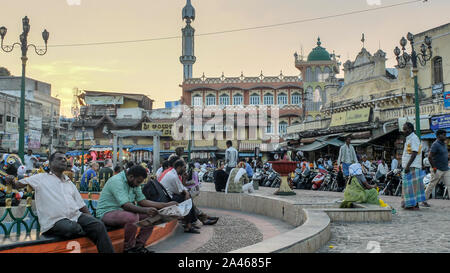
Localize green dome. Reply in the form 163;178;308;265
307;37;331;61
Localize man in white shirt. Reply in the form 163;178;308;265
6;152;114;253
225;140;238;174
391;154;399;171
23;149;37;173
337;136;358;177
361;155;372;174
401;122;426;210
160;159;200;234
376;158;389;183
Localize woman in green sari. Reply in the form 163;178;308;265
340;163;380;208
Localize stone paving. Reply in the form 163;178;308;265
251;185;450;253
205;183;450;253
154;183;450;253
151;206;293;253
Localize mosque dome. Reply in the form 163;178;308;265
307;37;331;62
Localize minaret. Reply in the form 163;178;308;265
180;0;196;81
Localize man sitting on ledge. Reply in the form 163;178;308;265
6;151;115;253
96;165;177;253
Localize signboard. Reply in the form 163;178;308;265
2;134;18;150
5;122;19;133
85;96;124;105
142;122;173;137
26;129;41;149
345;108;371;125
165;101;180;108
75;128;94;141
398;116;430;131
330;112;346;127
330;108;371;127
444;91;450;109
28;117;42;130
432;83;444;95
286;120;324;134
430;115;450;131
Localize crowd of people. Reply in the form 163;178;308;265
2;122;450;253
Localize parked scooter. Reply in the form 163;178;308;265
251;168;265;187
263;169;281;188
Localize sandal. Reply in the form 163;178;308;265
184;227;200;234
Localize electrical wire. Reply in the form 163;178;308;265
47;0;425;48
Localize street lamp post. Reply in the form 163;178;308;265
0;16;49;162
394;32;432;138
79;107;87;174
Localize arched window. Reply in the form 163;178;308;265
322;67;332;82
305;67;313;82
263;93;274;105
233;93;243;105
277;93;288;105
433;57;443;85
219;94;230;105
192;95;202;106
305;87;313;111
250;93;260;105
266;122;273;134
205;94;216;106
291;92;302;105
313;86;323;111
279;121;288;134
314;67;322;82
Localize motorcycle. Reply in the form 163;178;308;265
311;167;328;190
297;170;317;190
263;169;281;188
251;168;265;187
379;169;402;196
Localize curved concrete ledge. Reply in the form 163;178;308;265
195;190;392;253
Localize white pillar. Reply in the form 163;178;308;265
153;135;160;174
113;135;118;166
119;137;123;165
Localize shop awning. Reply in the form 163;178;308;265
66;150;88;156
239;153;262;157
191;147;218;151
297;137;343;152
89;145;134;152
297;141;328;152
130;147;153;152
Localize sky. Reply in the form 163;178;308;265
0;0;449;117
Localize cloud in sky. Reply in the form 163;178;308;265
66;0;81;6
366;0;382;5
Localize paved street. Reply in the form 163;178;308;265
202;183;450;253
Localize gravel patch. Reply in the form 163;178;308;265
192;215;263;253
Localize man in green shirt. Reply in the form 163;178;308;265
97;165;176;253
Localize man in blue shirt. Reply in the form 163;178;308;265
423;129;450;207
81;162;100;191
242;159;253;179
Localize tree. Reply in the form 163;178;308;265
0;67;11;76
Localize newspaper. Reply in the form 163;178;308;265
135;199;192;228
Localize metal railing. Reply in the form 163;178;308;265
0;171;154;238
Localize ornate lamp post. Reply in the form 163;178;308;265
0;16;49;162
394;32;432;138
79;106;87;174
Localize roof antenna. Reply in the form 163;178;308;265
361;33;365;49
